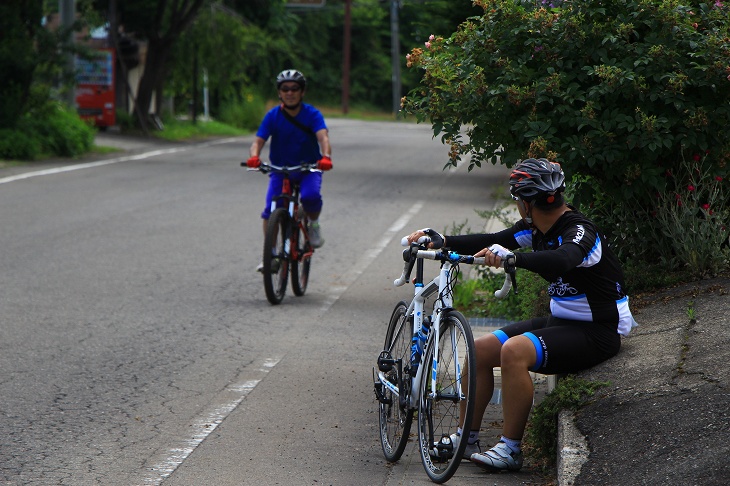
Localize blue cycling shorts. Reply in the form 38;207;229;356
261;171;323;219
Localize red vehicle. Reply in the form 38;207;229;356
75;48;116;128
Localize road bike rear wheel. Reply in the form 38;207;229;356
290;220;311;297
377;301;414;462
263;208;290;305
417;310;475;483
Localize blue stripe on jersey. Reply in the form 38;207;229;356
524;332;545;371
578;234;602;268
514;229;532;248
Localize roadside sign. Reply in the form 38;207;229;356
286;0;326;7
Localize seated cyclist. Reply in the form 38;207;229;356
405;158;637;472
247;69;332;272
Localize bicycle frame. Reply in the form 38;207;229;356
247;161;320;304
375;243;517;480
399;261;455;409
378;245;516;400
259;162;319;261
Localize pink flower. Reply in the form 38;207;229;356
425;41;431;48
716;176;723;181
702;203;711;210
429;34;435;41
688;185;695;191
693;153;701;161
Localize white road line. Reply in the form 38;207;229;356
140;356;281;485
319;201;424;313
0;137;240;185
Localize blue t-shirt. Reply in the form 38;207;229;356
256;103;327;166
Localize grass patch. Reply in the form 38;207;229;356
90;144;120;155
152;118;246;141
524;376;609;473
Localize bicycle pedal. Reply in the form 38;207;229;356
377;350;396;372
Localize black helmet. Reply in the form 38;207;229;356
509;158;566;202
276;69;306;90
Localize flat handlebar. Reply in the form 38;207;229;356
241;161;320;174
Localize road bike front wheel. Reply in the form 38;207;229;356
377;301;414;462
290;219;311;297
263;208;290;305
417;310;476;483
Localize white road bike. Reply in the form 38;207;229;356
373;239;516;483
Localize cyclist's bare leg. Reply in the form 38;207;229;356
499;335;537;440
461;333;502;430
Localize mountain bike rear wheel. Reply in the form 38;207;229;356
378;301;414;462
417;310;475;483
263;208;290;305
290;220;311;297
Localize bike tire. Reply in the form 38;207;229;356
378;301;414;462
263;208;290;305
417;310;476;483
290;219;311;297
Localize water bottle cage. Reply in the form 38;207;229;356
409;317;431;368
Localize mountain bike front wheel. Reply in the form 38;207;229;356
417;310;476;483
290;219;311;297
263;208;290;305
378;301;414;462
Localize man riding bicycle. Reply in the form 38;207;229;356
247;69;332;271
406;158;637;472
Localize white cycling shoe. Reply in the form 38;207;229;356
470;441;523;471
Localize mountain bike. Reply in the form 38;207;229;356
245;161;319;305
373;240;516;483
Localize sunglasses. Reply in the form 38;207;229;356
280;86;301;93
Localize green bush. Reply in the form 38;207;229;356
0;128;41;160
0;102;95;160
217;91;266;132
404;0;730;184
34;103;95;157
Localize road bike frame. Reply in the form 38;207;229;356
379;249;482;409
375;242;517;483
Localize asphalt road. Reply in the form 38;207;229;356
0;119;518;485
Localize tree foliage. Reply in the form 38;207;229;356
403;1;730;190
0;1;50;129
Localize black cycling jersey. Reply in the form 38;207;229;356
446;207;634;335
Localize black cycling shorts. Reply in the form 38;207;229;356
492;316;621;375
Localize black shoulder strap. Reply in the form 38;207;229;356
280;106;316;140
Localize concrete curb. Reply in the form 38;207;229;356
557;410;589;485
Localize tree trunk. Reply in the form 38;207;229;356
124;0;205;129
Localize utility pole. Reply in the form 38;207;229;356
390;0;401;117
341;0;352;114
60;0;76;107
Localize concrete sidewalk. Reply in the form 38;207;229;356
558;276;730;485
